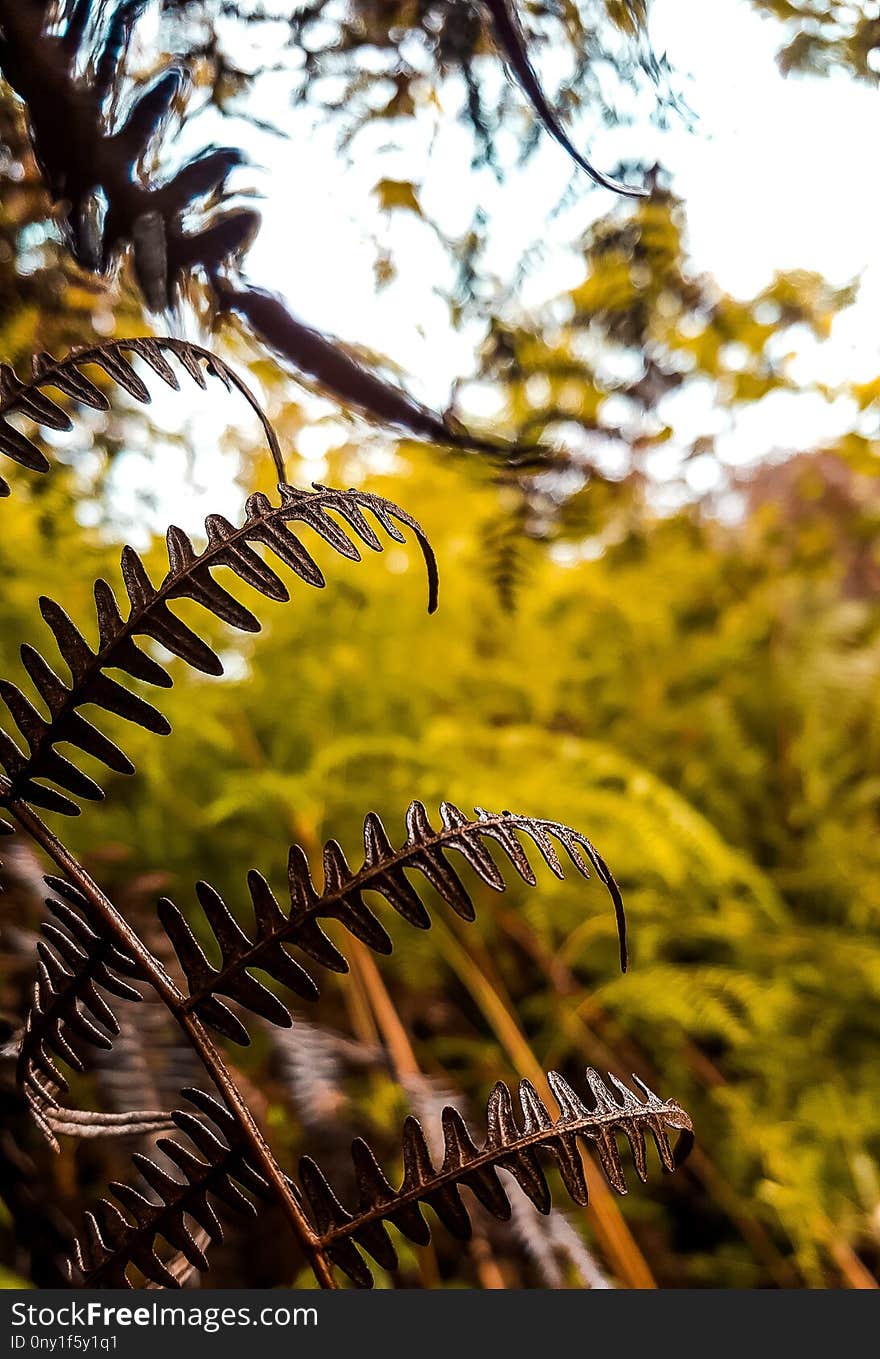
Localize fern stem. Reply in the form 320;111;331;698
6;797;338;1289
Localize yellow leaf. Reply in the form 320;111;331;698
373;178;422;216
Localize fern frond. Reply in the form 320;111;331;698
17;876;145;1147
217;283;532;462
157;801;626;1046
302;1067;691;1286
484;506;530;615
70;1069;690;1287
0;337;284;495
69;1088;268;1288
0;485;437;815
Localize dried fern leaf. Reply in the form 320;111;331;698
158;800;626;1047
0;485;437;814
70;1070;690;1288
68;1088;269;1288
0;337;283;496
17;876;145;1148
302;1068;692;1286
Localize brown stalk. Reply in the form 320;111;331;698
349;940;506;1289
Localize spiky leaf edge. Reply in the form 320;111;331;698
158;800;627;1052
0;337;284;495
0;485;437;813
69;1069;691;1287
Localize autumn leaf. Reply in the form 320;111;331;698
373;178;423;217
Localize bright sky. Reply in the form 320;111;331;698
114;0;880;521
246;0;879;456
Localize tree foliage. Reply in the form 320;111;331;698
749;1;880;81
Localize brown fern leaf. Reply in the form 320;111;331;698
69;1069;690;1288
301;1067;692;1286
68;1088;269;1288
17;876;147;1148
218;283;536;463
0;6;527;465
157;801;626;1047
0;485;437;815
0;337;283;496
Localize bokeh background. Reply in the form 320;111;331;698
1;0;879;1289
